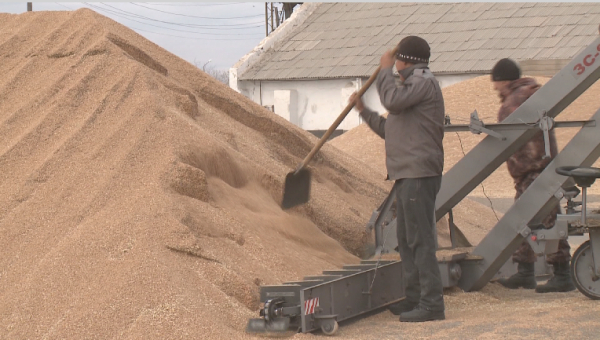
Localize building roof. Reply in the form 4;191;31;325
239;2;600;81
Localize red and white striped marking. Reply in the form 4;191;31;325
304;297;319;315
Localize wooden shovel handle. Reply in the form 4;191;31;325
294;46;399;173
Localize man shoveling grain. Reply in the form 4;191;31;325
349;36;446;323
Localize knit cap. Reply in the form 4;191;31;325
491;58;521;81
395;36;430;64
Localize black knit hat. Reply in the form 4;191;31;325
395;36;430;64
491;58;521;81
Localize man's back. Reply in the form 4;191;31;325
378;67;445;181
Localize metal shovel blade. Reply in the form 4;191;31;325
281;168;311;210
448;210;472;248
246;318;291;334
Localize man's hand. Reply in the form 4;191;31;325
349;92;365;112
380;50;395;69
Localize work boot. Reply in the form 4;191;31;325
399;305;445;322
388;299;418;315
535;262;576;293
497;262;536;289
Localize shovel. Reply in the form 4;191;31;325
281;47;399;210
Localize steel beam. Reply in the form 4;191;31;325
458;108;600;291
300;261;404;333
443;119;595;133
436;37;600;220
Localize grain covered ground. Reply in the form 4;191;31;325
2;8;600;340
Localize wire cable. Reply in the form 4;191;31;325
449;116;471;124
455;131;501;222
83;3;264;36
102;2;264;27
86;3;264;29
129;2;264;20
130;25;266;41
138;2;245;7
54;2;74;10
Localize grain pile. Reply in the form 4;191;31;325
332;74;600;241
0;9;393;339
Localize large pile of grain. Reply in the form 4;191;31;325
0;9;393;339
332;74;600;237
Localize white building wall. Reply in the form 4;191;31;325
234;73;484;131
274;89;298;124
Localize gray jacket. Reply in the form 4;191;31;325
359;65;445;180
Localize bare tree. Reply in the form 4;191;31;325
194;59;229;85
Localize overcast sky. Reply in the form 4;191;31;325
0;2;275;71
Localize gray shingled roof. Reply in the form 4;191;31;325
239;2;600;80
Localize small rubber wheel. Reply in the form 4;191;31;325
571;240;600;300
321;319;338;336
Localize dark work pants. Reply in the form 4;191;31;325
394;176;444;311
512;171;571;264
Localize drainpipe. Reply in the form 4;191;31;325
356;77;363;124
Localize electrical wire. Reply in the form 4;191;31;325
130;25;265;41
83;3;264;36
54;2;73;10
102;2;264;27
455;131;501;222
54;3;264;41
138;2;245;7
129;2;264;20
86;3;264;29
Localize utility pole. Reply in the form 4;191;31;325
265;3;268;37
265;3;285;37
264;3;303;37
271;4;274;34
27;2;32;11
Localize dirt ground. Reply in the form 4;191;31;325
306;285;600;340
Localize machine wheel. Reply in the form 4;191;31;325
262;297;284;322
320;319;338;336
571;241;600;300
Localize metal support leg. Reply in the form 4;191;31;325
373;187;396;256
435;36;600;221
582;187;588;225
590;229;600;278
458;108;600;292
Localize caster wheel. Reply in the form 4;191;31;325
571;240;600;300
321;319;338;336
